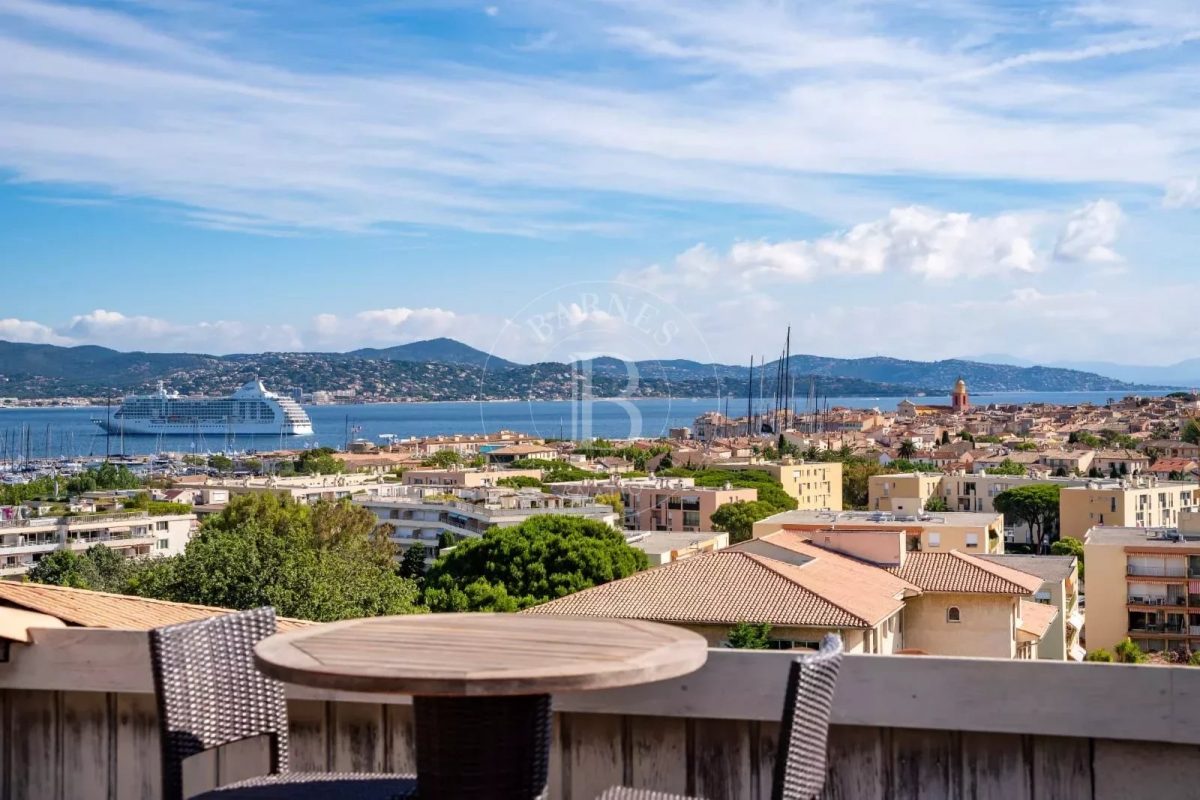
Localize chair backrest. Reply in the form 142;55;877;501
149;607;289;800
770;634;845;800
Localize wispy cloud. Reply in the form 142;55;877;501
0;0;1195;236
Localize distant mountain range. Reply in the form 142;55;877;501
966;354;1200;387
0;339;1157;401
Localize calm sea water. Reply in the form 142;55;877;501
0;390;1171;459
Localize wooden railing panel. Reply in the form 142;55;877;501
285;699;328;772
561;712;623;799
9;689;58;800
822;725;886;800
959;732;1029;800
114;693;160;800
1029;736;1091;800
61;691;111;800
6;690;1200;799
627;715;688;795
692;717;753;799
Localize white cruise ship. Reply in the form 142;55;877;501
95;380;314;436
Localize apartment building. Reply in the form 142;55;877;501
530;527;1054;659
356;486;618;561
177;474;395;507
1092;449;1150;476
868;473;943;514
717;459;843;510
545;476;756;533
624;530;729;566
978;554;1082;660
1038;450;1095;475
752;508;1006;554
0;510;194;579
401;467;543;489
1060;477;1200;540
1084;517;1200;653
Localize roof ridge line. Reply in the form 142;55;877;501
744;552;872;628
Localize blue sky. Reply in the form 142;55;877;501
1;0;1198;365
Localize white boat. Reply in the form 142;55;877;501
94;380;313;436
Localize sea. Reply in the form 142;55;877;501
0;390;1175;460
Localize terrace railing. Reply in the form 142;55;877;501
1;626;1199;798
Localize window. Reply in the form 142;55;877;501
928;532;941;548
156;521;169;531
965;533;979;548
947;606;961;623
156;538;170;550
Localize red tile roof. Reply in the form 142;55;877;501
0;582;312;631
888;551;1043;594
525;551;882;628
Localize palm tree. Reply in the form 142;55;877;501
899;440;917;459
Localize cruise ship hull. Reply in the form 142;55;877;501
95;419;313;436
94;379;314;437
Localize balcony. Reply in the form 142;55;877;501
2;627;1200;798
1126;565;1188;578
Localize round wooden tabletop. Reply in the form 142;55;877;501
254;613;708;696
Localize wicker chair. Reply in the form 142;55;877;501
596;634;845;800
149;607;417;800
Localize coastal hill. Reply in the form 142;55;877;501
0;339;1154;400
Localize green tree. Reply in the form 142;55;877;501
595;492;624;518
126;494;419;621
1180;422;1200;448
422;450;464;468
987;459;1027;476
66;463;141;494
1050;537;1085;581
885;459;940;473
398;545;428;580
898;440;917;459
1084;649;1114;662
993;484;1061;554
207;454;234;473
1012;441;1038;452
1113;637;1148;664
710;500;779;543
27;545;142;593
924;496;950;513
424;516;647;612
726;622;772;649
496;475;545;490
842;460;890;510
295;448;346;475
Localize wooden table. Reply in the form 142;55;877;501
255;613;708;799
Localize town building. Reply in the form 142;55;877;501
977;554;1083;660
0;509;194;579
529;526;1055;659
716;458;842;510
544;476;756;533
485;443;559;464
1084;515;1200;654
1060;477;1200;541
174;473;396;508
401;467;543;488
752;509;1006;554
623;530;729;566
356;486;618;561
868;473;943;514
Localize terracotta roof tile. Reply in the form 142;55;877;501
888;551;1043;594
525;551;876;628
1018;600;1058;639
0;582;312;631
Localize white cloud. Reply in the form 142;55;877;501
0;0;1193;234
58;309;303;353
0;317;72;345
1165;177;1200;209
1053;199;1124;263
625;205;1050;292
484;6;499;17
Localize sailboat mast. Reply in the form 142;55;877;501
746;355;754;439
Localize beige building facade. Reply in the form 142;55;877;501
719;459;843;510
1060;478;1199;541
753;509;1006;555
1085;517;1200;654
868;473;942;514
546;476;756;533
